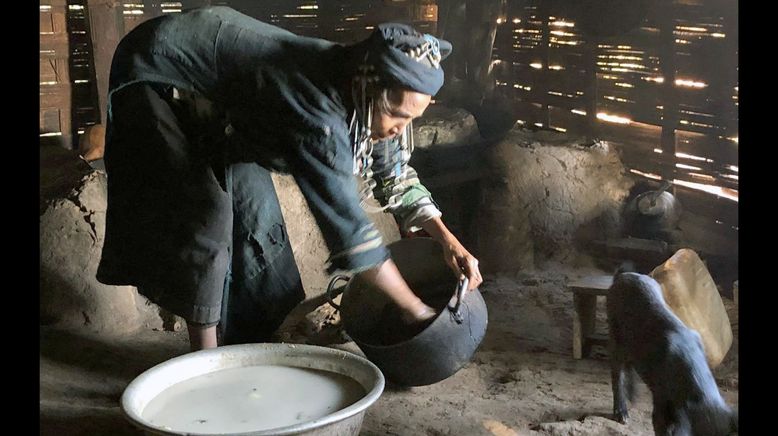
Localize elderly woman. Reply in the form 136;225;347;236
97;6;483;351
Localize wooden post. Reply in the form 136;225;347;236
658;0;678;183
584;39;598;142
464;0;503;88
437;0;468;81
538;2;550;128
720;0;738;144
144;0;162;19
86;0;124;126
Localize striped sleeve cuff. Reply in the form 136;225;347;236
400;202;442;233
325;225;391;274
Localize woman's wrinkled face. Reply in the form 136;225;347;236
370;88;431;142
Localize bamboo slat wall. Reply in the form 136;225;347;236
490;0;738;205
39;0;738;235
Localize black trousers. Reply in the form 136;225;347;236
98;82;304;343
219;162;305;344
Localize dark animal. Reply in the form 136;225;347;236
607;264;738;435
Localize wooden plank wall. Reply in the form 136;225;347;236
40;0;103;150
40;1;187;150
40;0;72;148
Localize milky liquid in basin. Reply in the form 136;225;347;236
141;365;366;434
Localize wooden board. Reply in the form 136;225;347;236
40;1;74;148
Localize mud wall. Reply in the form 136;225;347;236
39;147;399;334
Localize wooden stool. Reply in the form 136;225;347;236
568;275;614;359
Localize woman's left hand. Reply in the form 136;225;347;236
420;216;483;291
440;238;483;292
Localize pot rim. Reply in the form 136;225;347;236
347;288;483;350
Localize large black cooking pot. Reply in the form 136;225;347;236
624;181;683;240
327;238;488;387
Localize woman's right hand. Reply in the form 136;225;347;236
399;299;437;325
356;259;435;325
393;298;436;340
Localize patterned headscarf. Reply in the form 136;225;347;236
360;23;453;96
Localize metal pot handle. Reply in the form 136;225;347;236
326;275;351;311
448;277;469;324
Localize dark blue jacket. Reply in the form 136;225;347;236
108;6;397;273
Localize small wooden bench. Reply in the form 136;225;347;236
568;275;614;359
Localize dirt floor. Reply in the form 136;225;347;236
39;263;738;436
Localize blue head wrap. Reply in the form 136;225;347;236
360;23;453;96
